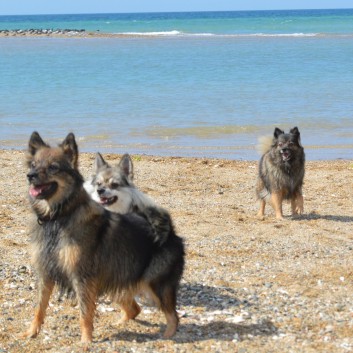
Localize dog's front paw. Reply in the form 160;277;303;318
81;340;92;352
257;212;265;220
21;326;40;339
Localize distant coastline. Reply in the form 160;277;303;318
1;29;352;39
0;29;186;38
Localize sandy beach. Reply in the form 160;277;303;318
0;148;352;352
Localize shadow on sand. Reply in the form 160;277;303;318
105;282;277;343
108;319;277;343
293;213;353;223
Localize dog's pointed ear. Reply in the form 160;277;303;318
118;154;134;182
94;152;107;171
274;127;284;139
290;127;300;137
60;133;79;169
290;127;302;146
28;131;48;156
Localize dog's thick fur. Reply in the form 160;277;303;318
256;127;305;219
23;132;185;344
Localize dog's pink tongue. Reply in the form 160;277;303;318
100;197;108;204
29;185;45;198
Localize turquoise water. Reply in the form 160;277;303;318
1;9;353;35
0;10;353;160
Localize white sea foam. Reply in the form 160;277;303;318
117;31;322;38
120;30;182;36
118;30;217;37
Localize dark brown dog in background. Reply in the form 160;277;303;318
256;127;305;219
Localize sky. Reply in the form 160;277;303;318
0;0;352;15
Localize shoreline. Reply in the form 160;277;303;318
0;144;352;162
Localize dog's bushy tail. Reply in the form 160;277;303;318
256;135;273;155
142;206;176;246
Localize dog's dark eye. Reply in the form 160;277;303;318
96;181;102;187
288;141;294;146
111;182;119;189
48;164;60;174
278;142;283;147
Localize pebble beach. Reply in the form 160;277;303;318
0;149;352;352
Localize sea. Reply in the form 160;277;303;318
1;9;353;160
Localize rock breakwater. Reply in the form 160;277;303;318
0;28;87;36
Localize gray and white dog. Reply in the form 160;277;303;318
84;153;170;245
84;153;156;213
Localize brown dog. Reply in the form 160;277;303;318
256;127;305;219
23;132;185;344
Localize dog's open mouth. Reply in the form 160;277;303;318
29;182;58;199
281;150;292;161
99;196;118;206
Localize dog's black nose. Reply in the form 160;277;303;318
27;171;38;182
97;187;105;195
